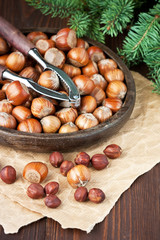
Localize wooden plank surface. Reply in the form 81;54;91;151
0;1;159;239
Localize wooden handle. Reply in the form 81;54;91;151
0;16;35;55
0;65;6;79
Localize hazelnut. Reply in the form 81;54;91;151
58;122;79;134
88;188;105;203
74;152;90;167
23;162;48;183
0;165;16;184
103;144;122;159
49;151;64;168
67;165;91;188
44;182;59;196
44;195;61;208
91;154;108;170
27;183;45;199
74;187;88;202
0;112;17;129
60;160;74;176
17;118;42;133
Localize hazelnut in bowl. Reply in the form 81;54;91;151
0;27;136;152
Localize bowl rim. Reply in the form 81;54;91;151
0;27;136;148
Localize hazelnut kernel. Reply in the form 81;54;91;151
74;152;90;167
44;182;59;196
88;188;105;203
27;183;45;199
0;165;16;184
74;187;88;202
44;195;61;208
49;151;64;168
103;144;122;159
91;154;108;170
60;160;74;176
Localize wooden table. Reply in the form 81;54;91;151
0;1;159;239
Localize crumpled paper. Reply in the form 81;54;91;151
0;195;43;234
0;71;159;234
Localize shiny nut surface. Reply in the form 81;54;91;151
23;161;48;183
74;187;88;202
88;188;105;203
44;181;59;196
67;165;91;188
0;165;16;184
60;160;74;176
91;154;109;170
27;183;45;199
44;195;61;208
74;152;90;167
49;151;64;168
103;144;122;159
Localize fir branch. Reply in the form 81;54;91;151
100;0;135;37
118;2;160;94
84;0;109;17
118;11;160;65
144;43;160;94
68;11;92;37
87;18;105;43
25;0;84;18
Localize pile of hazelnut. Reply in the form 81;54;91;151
0;28;127;133
0;144;122;208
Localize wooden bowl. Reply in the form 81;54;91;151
0;28;136;152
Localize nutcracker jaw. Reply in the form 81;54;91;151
28;48;81;108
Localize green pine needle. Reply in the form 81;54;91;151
118;13;160;63
144;43;160;94
84;0;109;16
100;0;135;37
26;0;84;18
87;18;105;43
118;2;160;94
68;11;92;38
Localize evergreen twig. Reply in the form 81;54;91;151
118;2;160;94
101;0;135;37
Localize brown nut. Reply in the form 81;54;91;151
6;51;26;72
88;188;105;203
55;28;77;51
0;112;17;129
44;195;61;208
27;31;48;44
40;115;61;133
44;181;59;196
103;144;122;159
102;97;122;113
60;160;74;176
74;152;90;167
67;165;91;188
49;151;64;168
17;118;42;133
0;90;6;101
0;37;9;55
27;183;45;199
91;154;108;170
0;165;16;184
23;162;48;183
6;81;30;106
74;187;88;202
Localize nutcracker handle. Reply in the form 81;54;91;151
0;65;6;79
0;16;34;56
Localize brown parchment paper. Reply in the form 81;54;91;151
0;195;43;234
0;71;160;234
